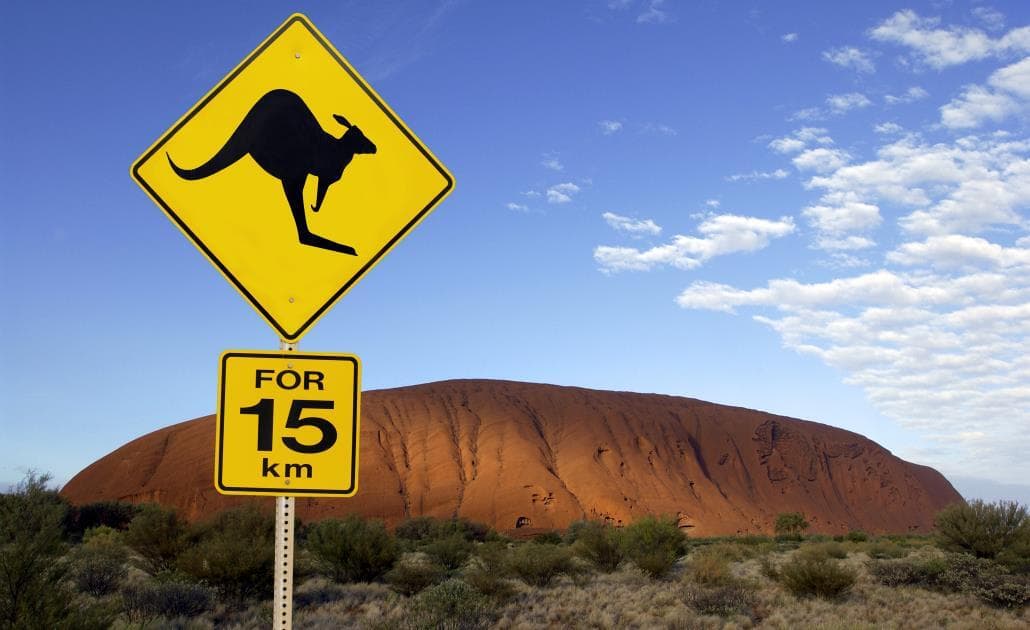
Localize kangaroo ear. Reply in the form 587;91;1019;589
333;114;351;128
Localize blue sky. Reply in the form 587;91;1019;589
2;1;1029;502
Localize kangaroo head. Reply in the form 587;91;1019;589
334;114;377;155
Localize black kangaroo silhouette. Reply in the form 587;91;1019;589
167;89;377;256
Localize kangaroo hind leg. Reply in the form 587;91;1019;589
281;179;358;256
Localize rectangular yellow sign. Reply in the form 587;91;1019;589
215;350;360;496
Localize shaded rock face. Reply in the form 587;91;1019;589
62;380;961;536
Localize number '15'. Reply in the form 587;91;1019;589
239;399;338;454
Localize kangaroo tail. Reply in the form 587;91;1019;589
166;132;249;180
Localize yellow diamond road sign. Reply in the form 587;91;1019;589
131;14;453;341
216;350;360;496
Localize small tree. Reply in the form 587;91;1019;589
570;520;624;573
124;504;188;574
774;512;810;538
306;515;398;583
935;499;1030;560
619;515;686;579
0;472;74;626
176;505;275;603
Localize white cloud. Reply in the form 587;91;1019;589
885;86;929;105
595;214;795;272
940;58;1030;130
769;127;833;154
826;92;872;113
793;147;851;173
803;195;882;234
541;153;564;171
506;202;529;212
704;199;721;208
804;133;1030;235
874;122;905;134
790;107;825;122
972;7;1006;32
602;212;662;236
869;9;1030;69
823;46;876;73
782;32;799;43
725;168;790;182
637;0;669;24
675;257;1030;481
887;235;1030;269
814;235;877;251
546;182;580;204
599;120;623;135
641;122;678;136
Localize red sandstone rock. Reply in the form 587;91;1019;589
61;379;961;536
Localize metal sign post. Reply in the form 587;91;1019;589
275;339;296;630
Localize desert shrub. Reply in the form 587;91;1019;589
531;530;563;545
386;554;447;596
868;558;932;587
306;515;398;583
846;530;869;542
619;515;687;579
0;471;77;627
736;534;773;546
423;533;472;571
121;580;214;623
997;535;1030;575
758;556;780;581
807;534;831;543
683;582;757;617
176;505;274;602
774;512;809;539
124;504;188;574
395;516;492;545
683;550;733;587
460;542;515;599
570;520;624;572
936;500;1030;560
865;541;909;559
63;501;141;541
293;577;348;609
395;516;438;542
798;541;848;560
869;552;1029;608
403;579;496;630
71;528;129;596
777;555;856;600
975;573;1030;609
504;541;576;587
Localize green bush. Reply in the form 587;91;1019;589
774;512;809;539
423;533;472;571
777;555;856;600
395;516;491;544
306;515;398;583
865;541;909;559
798;541;848;560
386;555;447;596
619;516;686;579
504;541;576;587
461;542;516;599
683;582;757;617
683;550;733;587
846;530;869;542
869;552;1029;608
936;500;1030;560
176;505;274;602
0;472;73;626
121;580;214;623
570;520;623;572
71;536;128;597
124;504;188;574
63;501;141;542
404;579;496;630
